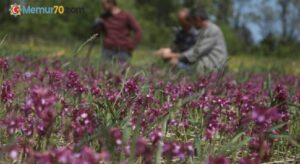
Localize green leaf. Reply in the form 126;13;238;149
267;123;288;132
270;134;300;148
0;34;8;47
267;73;273;101
195;137;202;159
231;132;245;143
216;132;251;156
155;116;168;164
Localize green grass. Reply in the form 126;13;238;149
228;55;300;75
1;37;300;75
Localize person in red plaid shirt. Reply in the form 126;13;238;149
95;0;143;62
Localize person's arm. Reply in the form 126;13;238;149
88;16;105;59
178;56;193;64
182;30;218;63
127;14;143;51
171;27;182;52
92;13;107;36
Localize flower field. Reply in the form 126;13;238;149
0;56;300;163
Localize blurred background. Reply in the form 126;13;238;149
1;0;300;73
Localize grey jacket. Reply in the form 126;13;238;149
181;22;228;74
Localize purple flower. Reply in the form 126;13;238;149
29;146;109;164
15;55;26;64
203;128;215;141
249;136;272;161
135;137;152;161
238;157;261;164
163;83;180;101
48;69;64;88
99;150;110;161
20;118;34;137
32;152;53;164
66;71;87;94
149;128;162;145
145;109;161;123
178;120;190;129
1;81;14;104
72;109;95;141
274;84;288;104
180;84;195;96
1;116;24;135
105;90;119;102
36;109;55;136
53;147;73;163
297;93;300;104
61;100;73;116
196;78;208;89
212;97;230;108
162;141;194;160
29;86;58;112
124;78;139;94
251;107;280;125
110;128;123;145
9;149;19;160
91;83;101;97
0;57;9;72
73;147;102;164
205;155;231;164
24;86;58;135
274;85;290;124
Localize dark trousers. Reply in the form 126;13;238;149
102;48;131;62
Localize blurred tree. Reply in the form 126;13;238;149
260;33;278;55
245;0;300;56
278;0;290;39
231;0;254;46
134;0;180;25
232;0;248;29
277;0;300;41
252;3;278;39
0;0;19;33
0;0;299;57
215;0;233;24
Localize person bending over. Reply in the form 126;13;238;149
157;8;198;66
157;7;228;74
171;8;198;53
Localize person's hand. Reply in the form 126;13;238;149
155;48;179;64
155;48;172;58
170;57;179;65
162;51;176;59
